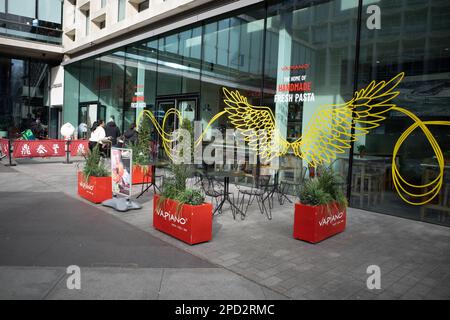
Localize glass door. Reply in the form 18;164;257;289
78;102;106;139
154;95;198;159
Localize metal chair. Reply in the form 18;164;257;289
236;174;272;220
279;166;308;203
201;175;235;218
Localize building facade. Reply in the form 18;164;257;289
2;0;450;226
0;0;64;139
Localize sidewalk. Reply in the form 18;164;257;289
1;158;450;300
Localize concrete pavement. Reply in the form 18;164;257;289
1;158;450;299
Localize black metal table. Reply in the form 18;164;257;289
207;171;246;218
265;168;296;205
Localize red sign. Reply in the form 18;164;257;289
70;140;89;156
0;138;9;157
293;202;346;243
13;140;66;158
153;194;213;245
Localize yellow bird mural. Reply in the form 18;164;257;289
137;72;450;206
220;73;404;165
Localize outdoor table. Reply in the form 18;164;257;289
207;171;246;217
136;161;169;198
266;166;300;204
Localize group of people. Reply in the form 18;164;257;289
88;116;138;155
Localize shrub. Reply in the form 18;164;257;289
82;144;109;180
298;167;347;207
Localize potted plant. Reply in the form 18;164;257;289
294;167;347;243
78;145;112;204
357;144;366;158
130;115;153;185
153;164;213;245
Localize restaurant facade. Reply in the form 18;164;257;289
62;0;450;226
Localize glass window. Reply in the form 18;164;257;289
200;10;265;137
63;64;80;133
85;10;90;36
264;0;357;191
353;0;450;226
157;26;202;96
8;0;36;18
124;41;157;130
38;0;62;24
0;0;5;13
101;0;107;8
118;0;126;21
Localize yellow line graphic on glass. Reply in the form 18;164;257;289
137;72;450;205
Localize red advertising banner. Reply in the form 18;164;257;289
12;140;66;158
70;140;89;156
0;138;9;157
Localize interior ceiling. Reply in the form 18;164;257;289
0;44;63;63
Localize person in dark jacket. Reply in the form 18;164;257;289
123;123;138;146
105;116;121;146
30;118;45;139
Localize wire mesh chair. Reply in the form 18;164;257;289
236;174;272;220
279;166;308;203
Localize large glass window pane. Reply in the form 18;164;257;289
38;0;62;24
264;0;357;193
8;0;36;18
118;0;126;21
124;41;157;130
157;26;202;96
355;0;450;226
0;0;5;13
200;9;265;140
99;50;126;132
63;64;80;134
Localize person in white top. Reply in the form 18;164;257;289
88;120;107;152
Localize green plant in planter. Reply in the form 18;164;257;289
82;145;110;181
156;164;204;215
130;114;152;169
357;144;366;157
298;167;347;208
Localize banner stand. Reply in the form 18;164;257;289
4;139;16;167
63;140;73;164
102;147;141;212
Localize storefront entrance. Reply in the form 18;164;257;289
78;102;106;139
155;94;199;130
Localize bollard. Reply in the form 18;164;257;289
5;139;16;167
63;140;73;164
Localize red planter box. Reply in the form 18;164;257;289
293;202;346;243
132;165;153;185
77;172;112;204
153;194;213;245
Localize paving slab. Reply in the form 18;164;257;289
158;268;287;300
0;266;64;300
46;267;163;300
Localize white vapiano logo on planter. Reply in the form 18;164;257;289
318;211;345;227
79;181;94;191
156;209;188;225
